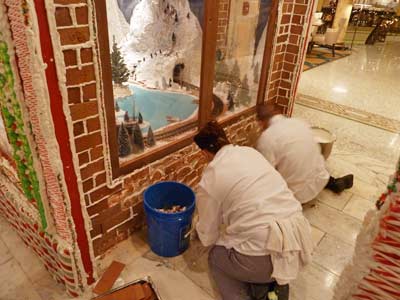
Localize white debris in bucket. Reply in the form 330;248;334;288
157;205;187;213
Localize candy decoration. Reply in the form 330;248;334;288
332;159;400;300
0;38;47;229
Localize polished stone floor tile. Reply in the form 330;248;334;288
97;228;150;273
290;262;339;300
293;104;399;206
0;259;42;300
316;189;352;211
120;257;215;300
141;237;210;272
0;216;9;235
311;226;325;248
0;218;47;283
181;249;220;299
33;272;91;300
296;93;400;133
298;42;400;121
0;238;11;265
343;195;376;221
313;235;355;276
303;202;362;245
293;104;400;166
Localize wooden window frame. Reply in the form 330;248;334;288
95;0;278;178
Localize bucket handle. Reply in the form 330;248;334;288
184;214;199;239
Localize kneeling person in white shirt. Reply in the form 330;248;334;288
256;104;353;204
194;121;313;300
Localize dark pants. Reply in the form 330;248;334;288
208;246;274;300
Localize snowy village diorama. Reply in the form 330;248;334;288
106;0;272;162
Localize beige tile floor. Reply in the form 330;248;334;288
1;104;399;300
298;41;400;121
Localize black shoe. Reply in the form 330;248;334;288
343;174;354;189
268;284;289;300
249;282;274;300
330;174;354;194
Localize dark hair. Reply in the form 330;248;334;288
194;121;230;154
256;103;282;121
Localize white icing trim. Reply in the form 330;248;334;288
54;3;87;8
287;0;314;112
67;79;97;89
44;0;97;284
61;41;95;51
65;62;94;70
89;2;118;187
0;163;40;222
56;24;88;30
265;0;283;98
0;1;43;227
106;213;138;233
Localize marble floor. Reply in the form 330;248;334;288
1;104;400;300
298;41;400;122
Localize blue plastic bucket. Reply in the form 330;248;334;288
143;181;196;257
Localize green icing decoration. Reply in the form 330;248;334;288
0;40;47;229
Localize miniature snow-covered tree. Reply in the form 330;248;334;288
111;37;130;84
138;112;143;124
131;99;136;121
131;123;145;153
227;91;235;111
118;122;131;157
230;60;241;94
124;111;129;122
216;49;224;61
215;59;230;83
237;75;251;107
253;62;260;83
231;60;241;84
147;126;156;147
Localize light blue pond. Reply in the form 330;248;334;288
117;85;198;131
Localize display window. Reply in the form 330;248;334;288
96;0;277;177
214;0;273;120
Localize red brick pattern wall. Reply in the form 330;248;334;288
48;0;313;258
217;0;231;57
266;0;312;113
91;114;261;256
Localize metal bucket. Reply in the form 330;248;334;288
311;126;336;160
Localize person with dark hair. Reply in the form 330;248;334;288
256;103;353;204
193;121;313;300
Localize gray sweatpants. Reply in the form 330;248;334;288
208;246;274;300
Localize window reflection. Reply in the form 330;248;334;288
214;0;272;118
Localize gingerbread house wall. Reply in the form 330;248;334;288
48;0;313;258
0;0;315;295
0;0;92;295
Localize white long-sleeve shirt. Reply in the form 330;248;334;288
196;145;313;284
256;115;330;204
